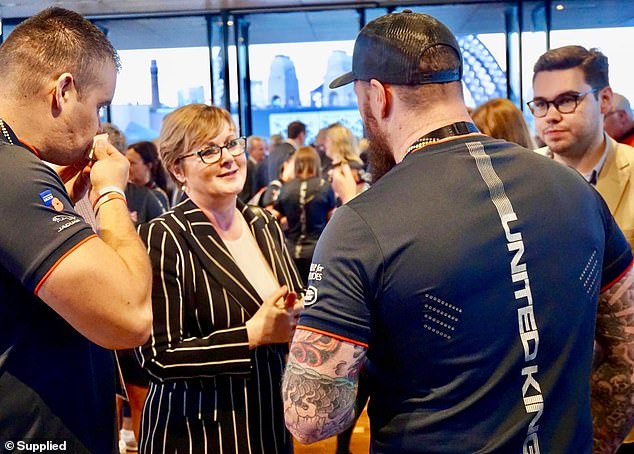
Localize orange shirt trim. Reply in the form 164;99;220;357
34;234;98;296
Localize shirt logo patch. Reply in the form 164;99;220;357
304;285;318;306
52;215;77;223
39;189;54;206
53;214;80;232
308;263;324;282
51;197;64;212
39;189;64;212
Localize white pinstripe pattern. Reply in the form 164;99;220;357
137;200;300;454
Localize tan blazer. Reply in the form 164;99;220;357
537;135;634;246
595;136;634;246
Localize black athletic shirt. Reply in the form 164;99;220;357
299;136;633;454
0;128;117;454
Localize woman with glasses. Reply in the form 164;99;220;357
136;104;304;454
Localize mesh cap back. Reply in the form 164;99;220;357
329;10;462;89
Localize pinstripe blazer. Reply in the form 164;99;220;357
137;199;303;454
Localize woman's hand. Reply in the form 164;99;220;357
245;286;303;349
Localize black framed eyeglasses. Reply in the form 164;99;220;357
527;88;599;118
178;137;246;164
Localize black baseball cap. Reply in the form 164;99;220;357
329;10;462;89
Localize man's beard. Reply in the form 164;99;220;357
363;105;396;184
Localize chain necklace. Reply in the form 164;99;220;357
406;136;442;155
404;121;480;159
0;119;14;145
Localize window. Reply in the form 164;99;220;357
244;10;362;144
549;0;634;103
94;16;211;143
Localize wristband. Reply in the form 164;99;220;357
97;185;126;198
94;192;127;216
92;186;127;210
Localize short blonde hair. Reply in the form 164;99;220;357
159;104;235;183
472;98;536;149
326;123;362;165
294;146;322;179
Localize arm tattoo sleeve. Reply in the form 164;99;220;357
283;328;367;444
593;266;634;454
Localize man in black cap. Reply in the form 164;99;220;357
282;10;634;453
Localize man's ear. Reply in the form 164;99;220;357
52;72;75;117
599;86;613;116
368;79;391;119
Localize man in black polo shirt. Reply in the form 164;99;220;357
0;8;152;454
282;11;634;453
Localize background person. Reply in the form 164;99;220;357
127;140;170;210
282;11;634;453
324;123;370;199
604;92;634;147
267;121;306;186
102;123;165;225
274;146;336;285
0;8;152;454
471;97;536;149
137;103;304;454
239;135;268;203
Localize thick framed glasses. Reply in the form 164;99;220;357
178;137;246;164
527;89;598;118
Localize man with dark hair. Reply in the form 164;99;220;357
287;120;307;144
283;11;634;453
266;120;306;185
0;8;152;454
531;45;634;454
531;46;634;246
605;93;634;147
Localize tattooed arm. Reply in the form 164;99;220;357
282;328;367;444
592;266;634;453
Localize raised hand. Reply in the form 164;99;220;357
246;286;303;348
330;162;358;204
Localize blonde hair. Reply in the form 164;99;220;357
472;98;536;149
326;124;362;165
159;104;235;183
294;146;322;179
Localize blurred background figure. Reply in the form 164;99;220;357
126;141;170;210
102;123;164;225
267;121;306;186
239;135;268;203
324;123;370;199
312;127;332;174
137;103;303;454
604;93;634;147
471;98;536;149
259;151;296;210
274;146;336;285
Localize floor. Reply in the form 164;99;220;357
294;406;370;454
124;406;370;453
